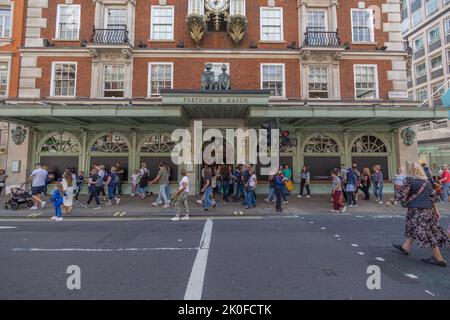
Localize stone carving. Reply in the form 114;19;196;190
187;14;207;48
201;63;216;90
11;126;26;145
228;14;247;47
401;127;416;146
217;64;231;90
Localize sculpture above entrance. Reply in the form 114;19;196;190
201;63;231;90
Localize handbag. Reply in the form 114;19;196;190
285;180;294;192
401;181;427;208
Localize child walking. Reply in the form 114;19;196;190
131;169;139;197
50;182;65;222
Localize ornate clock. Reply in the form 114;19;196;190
205;0;229;12
205;0;230;31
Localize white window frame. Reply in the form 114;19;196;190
55;4;81;40
103;6;128;29
351;8;375;43
103;64;126;99
0;60;10;97
0;5;12;39
353;64;379;99
429;54;443;72
148;62;174;97
427;24;440;45
50;61;78;98
306;9;328;32
260;63;286;98
230;0;246;16
150;5;175;41
308;65;329;99
260;7;284;42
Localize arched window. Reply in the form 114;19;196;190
91;134;129;153
304;134;340;153
140;134;175;153
40;133;80;153
352;135;387;153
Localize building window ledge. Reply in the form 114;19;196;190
52;38;81;42
259;41;286;44
147;39;175;43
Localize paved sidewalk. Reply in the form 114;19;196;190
0;193;449;218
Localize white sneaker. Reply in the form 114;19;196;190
50;216;57;220
331;210;340;213
171;216;180;221
115;198;121;206
181;215;190;221
152;202;159;207
283;201;289;204
30;206;38;210
306;195;311;198
40;201;46;209
297;195;303;198
341;206;347;213
378;201;383;204
56;217;63;221
196;200;203;205
93;206;101;210
163;204;170;209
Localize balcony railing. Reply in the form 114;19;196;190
91;24;129;44
303;28;340;47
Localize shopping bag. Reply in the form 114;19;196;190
285;180;294;192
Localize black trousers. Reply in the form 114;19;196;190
87;187;101;205
346;191;356;205
361;186;370;200
275;187;283;212
300;179;310;196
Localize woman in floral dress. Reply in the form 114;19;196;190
393;163;449;267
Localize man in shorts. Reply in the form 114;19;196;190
29;163;48;210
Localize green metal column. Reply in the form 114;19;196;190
130;130;137;182
80;130;87;174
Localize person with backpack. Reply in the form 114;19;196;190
233;165;244;202
345;163;359;206
81;168;102;210
106;166;121;206
138;162;150;199
74;170;85;202
50;182;65;222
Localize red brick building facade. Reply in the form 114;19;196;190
0;0;446;193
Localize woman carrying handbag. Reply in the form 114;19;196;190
392;163;449;268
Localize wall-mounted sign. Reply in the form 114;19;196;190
11;160;21;173
388;91;408;100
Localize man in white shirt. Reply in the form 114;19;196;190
171;169;190;221
29;163;48;209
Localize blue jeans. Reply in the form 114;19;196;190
54;205;62;218
222;181;230;202
108;185;117;200
157;184;170;204
203;186;215;209
442;182;450;202
234;184;244;201
165;184;171;200
245;189;256;207
373;183;383;201
138;185;147;196
267;187;275;201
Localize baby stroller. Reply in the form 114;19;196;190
5;182;34;210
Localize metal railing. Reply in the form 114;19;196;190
303;28;340;47
91;24;129;44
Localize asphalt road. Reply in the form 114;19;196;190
0;214;449;300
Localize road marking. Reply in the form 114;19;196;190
309;221;314;224
425;290;436;297
12;247;198;252
0;226;17;229
185;219;213;301
334;234;340;237
405;274;418;279
321;227;326;230
357;252;365;255
113;211;121;217
28;212;42;218
375;257;385;262
356;215;364;218
351;244;359;247
119;212;127;217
